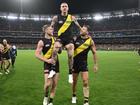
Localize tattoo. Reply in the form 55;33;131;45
73;18;81;29
52;50;57;60
68;54;73;70
51;16;58;27
74;19;79;25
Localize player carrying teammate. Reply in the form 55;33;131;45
35;25;59;105
71;25;98;105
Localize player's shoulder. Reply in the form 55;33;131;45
7;44;11;49
87;35;93;41
38;39;44;46
86;35;95;45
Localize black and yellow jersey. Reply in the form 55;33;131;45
42;37;55;59
3;45;10;54
73;36;93;62
1;44;11;59
56;14;74;40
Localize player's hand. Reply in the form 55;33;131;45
93;64;98;73
46;59;55;64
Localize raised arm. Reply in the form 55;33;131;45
51;15;58;27
72;15;82;30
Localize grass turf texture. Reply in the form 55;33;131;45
0;50;140;105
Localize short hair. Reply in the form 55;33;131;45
83;25;90;31
42;24;51;32
3;39;7;43
60;2;68;6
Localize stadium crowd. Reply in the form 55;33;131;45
0;11;140;50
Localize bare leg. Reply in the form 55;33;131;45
65;43;74;83
71;72;79;103
49;73;59;103
43;73;51;105
72;73;79;96
52;41;62;62
65;43;74;74
44;73;51;97
50;41;62;72
81;71;89;104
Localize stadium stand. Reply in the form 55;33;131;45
0;8;140;50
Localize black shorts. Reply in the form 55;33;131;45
73;60;88;73
56;37;74;47
44;60;59;74
1;53;10;60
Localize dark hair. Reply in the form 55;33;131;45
83;25;90;31
60;2;68;6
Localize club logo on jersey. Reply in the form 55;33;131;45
75;42;80;45
59;21;63;24
45;44;50;47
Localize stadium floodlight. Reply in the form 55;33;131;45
118;14;124;17
87;17;92;20
7;16;18;20
19;17;26;20
40;18;46;21
0;16;7;18
94;14;103;21
33;17;40;21
47;17;52;21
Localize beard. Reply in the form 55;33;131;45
80;32;87;36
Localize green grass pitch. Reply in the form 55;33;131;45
0;50;140;105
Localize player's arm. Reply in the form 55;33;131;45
90;39;98;73
72;15;82;30
7;44;11;50
35;40;54;64
51;15;58;27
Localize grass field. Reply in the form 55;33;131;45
0;50;140;105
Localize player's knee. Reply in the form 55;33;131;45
83;80;88;87
44;84;49;90
73;75;78;81
68;53;73;59
51;83;57;91
68;50;73;58
54;42;61;48
44;82;51;89
68;44;74;50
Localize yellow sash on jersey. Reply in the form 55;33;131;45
74;38;92;57
3;47;9;54
58;14;72;36
44;37;55;59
